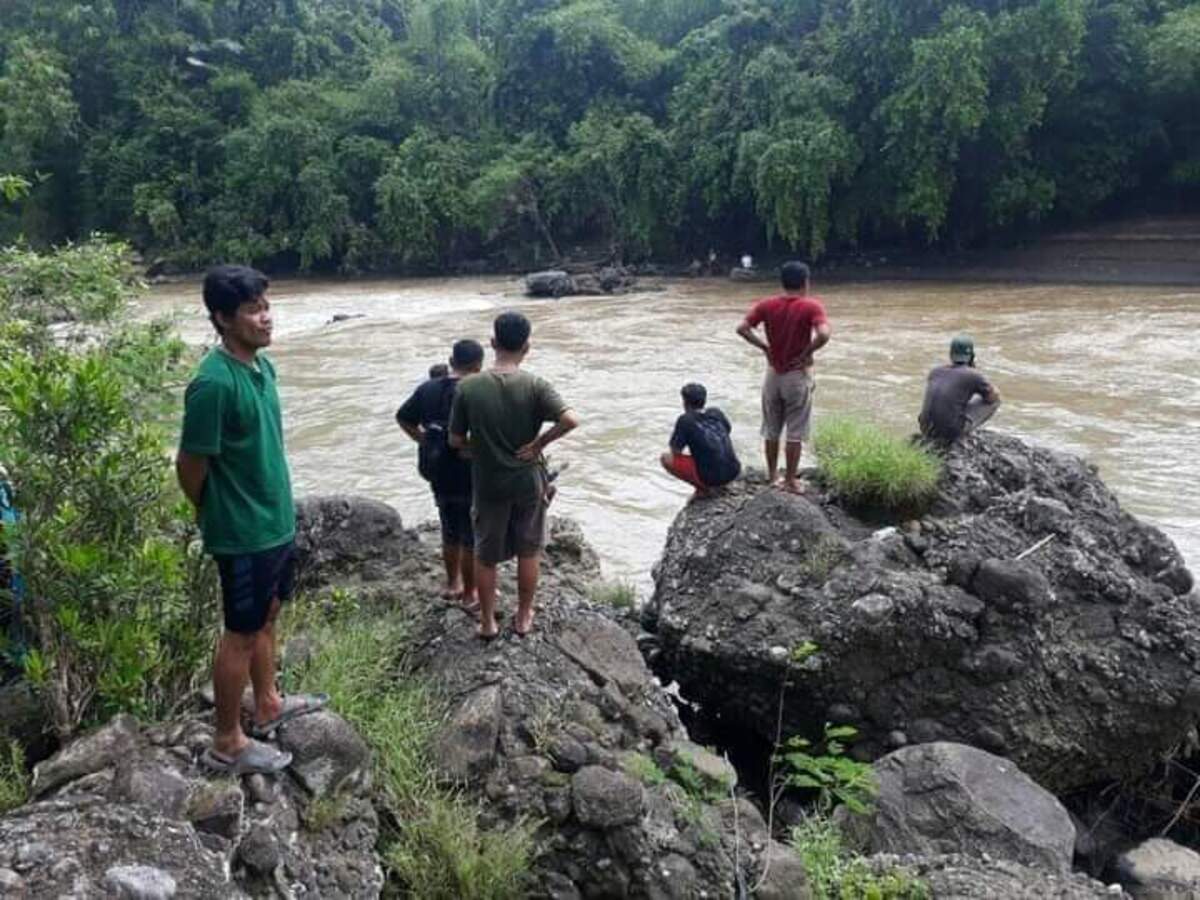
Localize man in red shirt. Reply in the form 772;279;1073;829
736;261;833;493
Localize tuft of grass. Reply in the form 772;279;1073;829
623;753;667;787
813;417;942;514
791;815;928;900
0;740;28;814
589;580;638;611
285;615;533;899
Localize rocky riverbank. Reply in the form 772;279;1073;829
3;428;1199;897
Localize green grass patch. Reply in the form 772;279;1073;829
623;753;667;787
0;740;28;814
588;580;638;611
284;612;533;899
791;815;928;900
813;417;942;514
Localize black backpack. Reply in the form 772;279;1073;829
417;378;466;494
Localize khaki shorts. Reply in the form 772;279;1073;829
761;369;814;442
473;477;548;566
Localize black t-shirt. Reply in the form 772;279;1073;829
670;408;741;486
919;364;993;442
396;376;471;498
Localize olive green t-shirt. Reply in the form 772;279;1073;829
179;348;295;555
448;370;568;503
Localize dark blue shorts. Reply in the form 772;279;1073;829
436;495;474;549
214;541;296;634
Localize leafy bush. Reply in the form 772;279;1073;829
284;612;533;899
0;237;216;736
780;723;878;815
791;815;928;900
0;740;27;814
813;418;942;514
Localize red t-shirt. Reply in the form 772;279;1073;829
744;294;830;373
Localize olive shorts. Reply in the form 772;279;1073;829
473;481;547;566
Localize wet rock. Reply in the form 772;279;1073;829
844;742;1075;872
1113;837;1200;898
644;431;1200;792
572;766;643;828
525;270;574;297
278;709;370;798
32;713;141;796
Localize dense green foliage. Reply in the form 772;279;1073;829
2;0;1197;272
282;602;532;898
813;417;942;513
0;237;216;736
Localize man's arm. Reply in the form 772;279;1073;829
794;321;833;368
983;383;1001;405
736;320;770;356
398;421;424;444
516;409;579;461
176;450;209;511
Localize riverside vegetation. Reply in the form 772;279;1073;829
1;0;1199;272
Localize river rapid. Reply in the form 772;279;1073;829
146;276;1200;585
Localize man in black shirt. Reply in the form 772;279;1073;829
919;335;1002;444
397;339;484;607
660;383;741;499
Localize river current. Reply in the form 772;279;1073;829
147;276;1200;584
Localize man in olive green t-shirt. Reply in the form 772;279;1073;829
449;311;579;639
176;265;325;777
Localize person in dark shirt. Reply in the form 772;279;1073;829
660;383;742;499
397;339;484;608
919;335;1002;444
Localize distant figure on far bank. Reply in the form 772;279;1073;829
918;335;1001;444
449;312;579;640
660;383;741;501
736;260;832;493
740;253;753;270
396;341;484;609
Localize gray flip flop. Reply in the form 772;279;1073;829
247;692;330;739
201;739;292;776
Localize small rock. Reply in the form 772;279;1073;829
104;864;177;899
0;868;21;890
572;766;643;828
238;825;283;876
187;780;244;840
1114;837;1200;897
279;710;371;798
432;685;502;782
665;740;736;793
755;841;810;900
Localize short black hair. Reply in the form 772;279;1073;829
493;311;531;353
781;261;810;291
428;363;449;379
681;382;707;409
202;264;269;334
450;339;484;370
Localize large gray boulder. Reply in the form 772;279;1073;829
867;853;1125;899
843;742;1076;872
643;431;1200;792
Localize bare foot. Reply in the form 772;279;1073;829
780;479;806;495
513;608;535;637
442;581;463;600
478;617;500;640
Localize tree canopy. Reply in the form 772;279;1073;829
1;0;1197;271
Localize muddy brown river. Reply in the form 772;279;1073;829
147;276;1200;584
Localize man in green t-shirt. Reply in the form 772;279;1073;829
449;312;579;639
177;265;325;776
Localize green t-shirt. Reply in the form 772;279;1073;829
179;348;295;555
448;370;568;503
